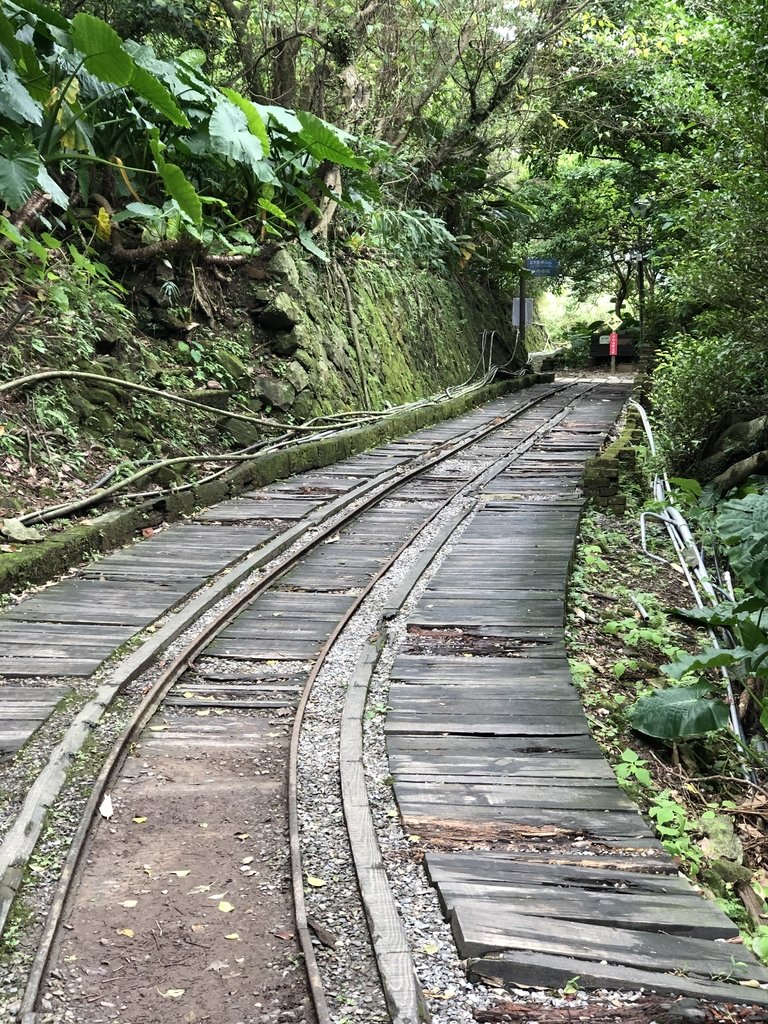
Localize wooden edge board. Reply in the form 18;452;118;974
339;641;431;1023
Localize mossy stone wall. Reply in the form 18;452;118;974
252;254;518;416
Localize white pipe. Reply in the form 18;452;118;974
629;401;754;777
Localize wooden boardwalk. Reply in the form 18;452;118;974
0;386;556;760
387;385;768;1003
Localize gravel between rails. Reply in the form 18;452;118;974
295;489;653;1021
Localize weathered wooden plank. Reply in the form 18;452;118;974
469;952;768;1004
425;852;688;890
438;884;734;937
450;903;744;962
402;806;651;839
395;780;635;811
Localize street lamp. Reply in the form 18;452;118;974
630;197;651;360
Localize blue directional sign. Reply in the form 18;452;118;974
525;258;560;277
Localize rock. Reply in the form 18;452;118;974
267;248;301;290
82;386;120;412
126;422;155;444
87;409;115;434
291;392;315;420
0;518;44;543
258;377;296;411
214;347;251;387
283;361;309;393
222;417;262;446
272;331;300;357
188;387;232;410
258;292;303;332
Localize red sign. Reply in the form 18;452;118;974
609;331;619;357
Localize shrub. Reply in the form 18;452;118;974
651;331;768;470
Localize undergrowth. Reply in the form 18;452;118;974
567;508;768;963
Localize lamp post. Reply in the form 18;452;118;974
630;197;651;362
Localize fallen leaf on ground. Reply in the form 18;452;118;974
99;795;114;820
132;816;147;824
218;901;235;913
158;989;185;999
148;725;169;732
188;884;212;895
195;709;210;717
191;924;205;934
422;941;440;955
273;928;294;941
170;870;190;877
224;933;240;940
306;875;325;888
234;832;250;840
119;900;137;908
117;928;134;938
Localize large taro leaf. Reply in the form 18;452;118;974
131;64;188;127
148;133;201;225
0;65;43;125
221;88;269;157
209;98;264;170
662;646;751;680
255;103;302;135
70;13;133;86
717;493;768;598
157;160;201;225
628;683;729;740
296;110;367;169
0;137;41;207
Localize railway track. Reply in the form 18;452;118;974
2;377;766;1024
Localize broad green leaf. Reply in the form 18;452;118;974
158;161;202;225
298;227;329;261
674;598;766;629
71;13;133;86
36;165;68;209
716;494;768;598
258;197;292;223
9;0;69;31
124;201;164;219
669;477;703;497
628;684;729;739
662;646;749;679
0;214;24;245
221;88;269;156
179;48;206;67
0;138;41;208
296;110;367;169
209;98;263;169
0;65;43;125
131;64;189;127
255;103;302;134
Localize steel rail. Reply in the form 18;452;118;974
18;378;589;1022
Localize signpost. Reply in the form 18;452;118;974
516;257;559;346
525;258;560;277
609;331;619;373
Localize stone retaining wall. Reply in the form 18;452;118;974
582;405;644;515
